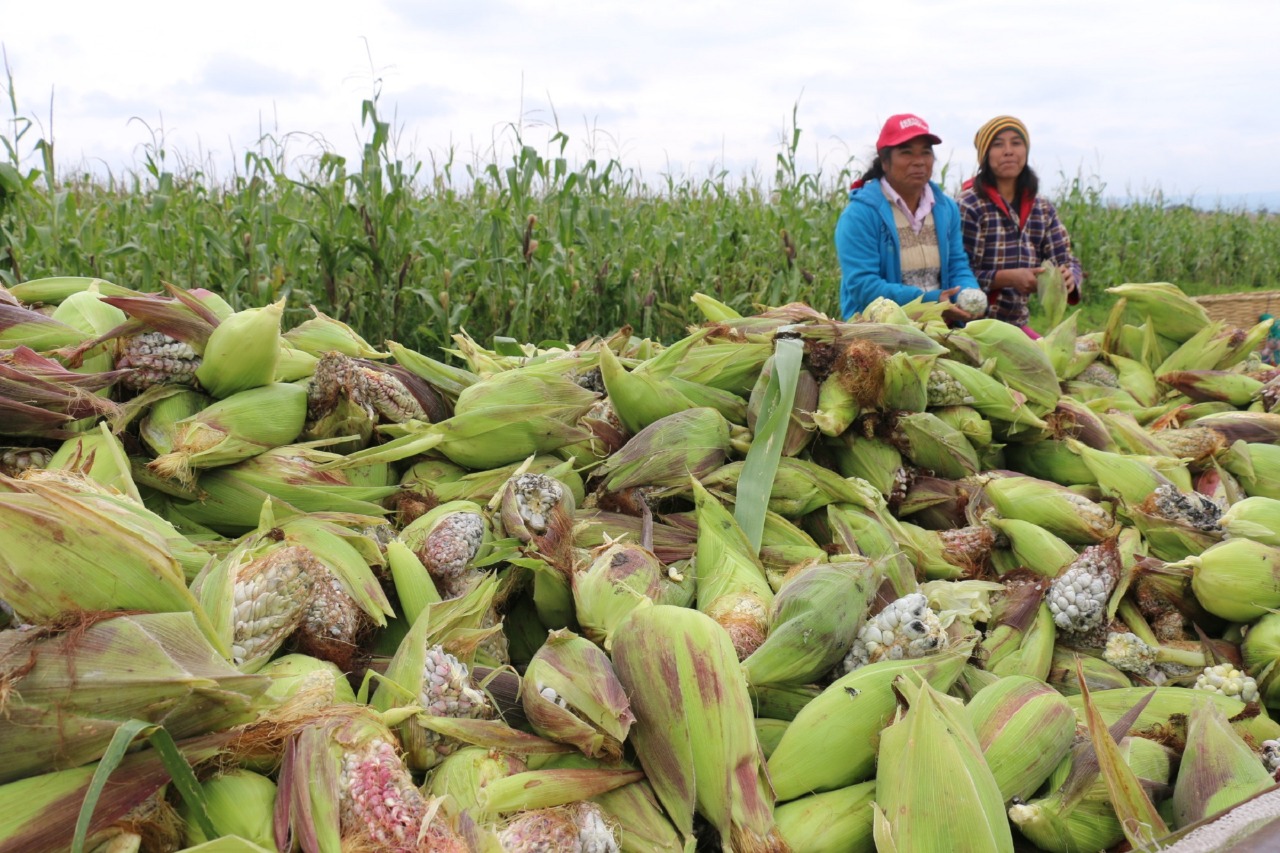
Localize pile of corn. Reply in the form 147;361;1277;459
4;276;1280;852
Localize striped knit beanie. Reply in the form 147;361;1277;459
974;116;1029;165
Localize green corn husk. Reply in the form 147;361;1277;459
1155;320;1233;375
600;336;734;435
138;388;212;456
892;411;980;478
826;433;903;499
754;718;789;759
1037;261;1069;330
932;403;993;448
987;517;1078;578
1107;282;1212;343
0;300;90;350
594;406;731;492
572;539;669;652
966;674;1077;803
742;558;879;687
194;299;284;398
1172;699;1276;829
1106;353;1162;407
872;678;1014;853
7;274;141;304
148;382;308;486
669;340;773;395
0;612;269;785
1008;734;1175;853
702;456;877;520
282;306;388;359
1165;538;1280;622
1048;649;1133;695
931;358;1049;429
423;746;527;816
1065;687;1280;744
1219;495;1280;545
767;645;971;801
610;604;787;852
160;445;396;536
1242;612;1280;708
522;629;635;761
1071;440;1185;507
255;653;358;707
50;288;128;373
1160;369;1266;406
878;351;934;412
747;357;817;456
982;474;1119;545
0;474;221;644
956;319;1061;412
1221;440;1280;500
1004;439;1096;486
690;477;775;659
178;769;279;850
775;781;876;853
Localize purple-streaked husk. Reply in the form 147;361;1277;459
611;605;786;852
522;629;635;761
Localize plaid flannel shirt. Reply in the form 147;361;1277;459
958;182;1082;327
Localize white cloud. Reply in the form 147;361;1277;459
3;0;1279;200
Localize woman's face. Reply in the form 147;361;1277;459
987;129;1027;181
883;139;935;197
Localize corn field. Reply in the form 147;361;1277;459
3;94;1279;356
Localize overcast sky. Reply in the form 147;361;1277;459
5;1;1279;205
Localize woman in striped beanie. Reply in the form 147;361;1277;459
957;115;1083;337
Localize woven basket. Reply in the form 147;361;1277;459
1193;290;1280;330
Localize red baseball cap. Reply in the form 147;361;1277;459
876;114;942;150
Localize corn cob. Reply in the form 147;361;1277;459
399;500;491;599
521;629;634;761
177;769;279;850
872;678;1014;853
811;339;885;436
1007;734;1175;853
278;707;468;852
767;645;971;799
148;381;309;486
982;473;1119;544
689;477;774;659
0;612;268;785
1167;538;1280;622
1172;698;1276;829
192;298;283;398
610;604;786;851
496;802;620;852
193;540;322;670
1046;540;1121;634
774;782;875;853
743;558;878;687
966;674;1077;803
1193;662;1260;703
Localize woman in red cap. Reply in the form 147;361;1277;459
958;115;1083;338
834;113;982;321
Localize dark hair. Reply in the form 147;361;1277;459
858;150;889;183
974;158;1040;200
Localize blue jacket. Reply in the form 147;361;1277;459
835;178;980;320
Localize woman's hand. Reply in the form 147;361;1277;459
994;267;1042;295
939;287;974;325
1061;265;1077;292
